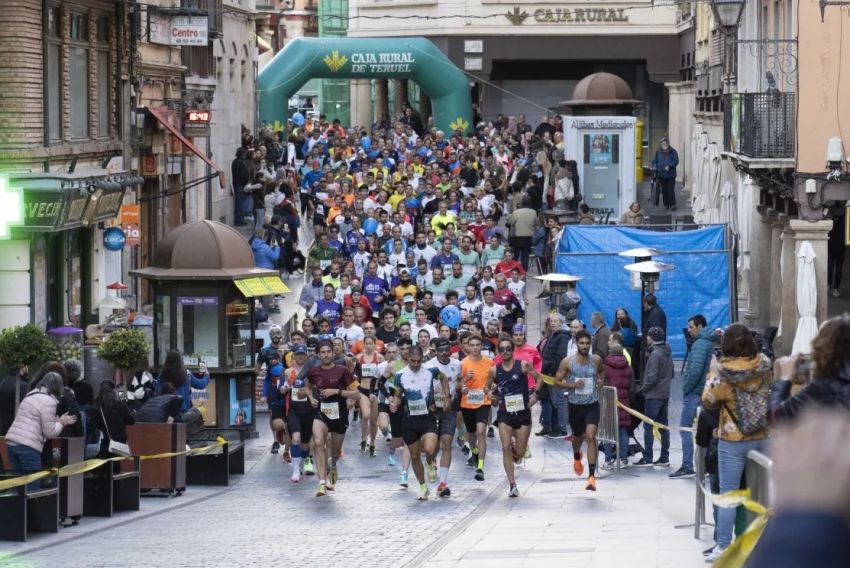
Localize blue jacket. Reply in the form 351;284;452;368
681;327;718;396
532;226;547;258
651;148;679;179
250;237;281;269
155;370;210;413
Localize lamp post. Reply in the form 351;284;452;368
711;0;746;88
533;273;584;325
619;248;666;330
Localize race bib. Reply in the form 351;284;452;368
467;389;485;405
361;364;378;379
320;402;340;420
319;259;332;270
575;378;594;396
505;394;525;413
408;399;428;416
434;392;446;409
290;386;306;402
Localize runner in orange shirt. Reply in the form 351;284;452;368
460;335;494;482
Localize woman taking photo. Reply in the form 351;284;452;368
5;372;77;487
701;323;773;561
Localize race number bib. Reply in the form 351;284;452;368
408;399;428;416
575;378;594;396
361;364;378;379
290;386;306;402
467;389;485;405
434;392;446;409
320;402;340;420
505;394;525;413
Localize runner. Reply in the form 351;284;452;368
355;336;384;457
378;338;414;487
551;330;607;491
424;337;462;497
387;345;449;501
256;324;286;455
487;337;542;497
306;341;361;497
460;335;495;481
285;345;314;481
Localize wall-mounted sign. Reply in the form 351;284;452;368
122;223;141;247
568;118;636;130
142;155;158;176
61;193;91;229
149;13;209;46
322;50;416;74
505;6;629;25
23;191;65;230
103;227;126;251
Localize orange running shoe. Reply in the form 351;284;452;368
585;475;596;492
573;451;584;477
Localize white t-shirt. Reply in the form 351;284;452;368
411;244;437;265
352;251;371;279
480;303;503;326
507;280;526;310
335;286;352;305
335;325;365;347
425;357;462;406
376;263;394;283
459;298;482;320
410;322;438;340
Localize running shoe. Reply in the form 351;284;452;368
330;467;338;485
437;482;451;497
487;426;495;438
303;457;315;475
585;475;596;491
632;458;654;467
602;459;616;471
466;454;477;467
418;484;430;501
369;444;376;458
426;461;438;483
524;446;532;459
325;482;335;492
283;448;291;463
508;484;519;498
271;441;280;454
704;546;727;562
388;451;397;467
474;468;484;481
573;451;585;477
291;472;301;483
360;441;367;453
653;458;671;467
316;482;327;497
462;444;471;455
669;467;696;479
535;428;552;437
399;471;409;488
620;459;629;469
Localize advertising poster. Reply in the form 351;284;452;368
590;134;613;166
191;379;217;426
230;378;254;426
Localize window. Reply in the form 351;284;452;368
182;0;221;37
176;296;220;368
69;12;90;139
45;6;61;141
96;16;111;138
183;45;213;77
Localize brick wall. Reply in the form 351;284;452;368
0;1;44;150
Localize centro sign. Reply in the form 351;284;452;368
150;14;208;46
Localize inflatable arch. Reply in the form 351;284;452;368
257;37;473;135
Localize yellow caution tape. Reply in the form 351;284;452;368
616;400;696;441
0;436;227;492
712;513;769;568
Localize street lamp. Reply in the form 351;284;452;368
619;248;670;330
711;0;745;28
533;273;584;323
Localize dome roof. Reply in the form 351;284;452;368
132;220;275;281
563;72;641;106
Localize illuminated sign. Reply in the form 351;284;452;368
0;175;24;239
185;110;211;125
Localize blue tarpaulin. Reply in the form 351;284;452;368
555;225;732;357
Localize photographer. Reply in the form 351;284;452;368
772;314;850;421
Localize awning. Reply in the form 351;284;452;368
235;276;291;297
147;107;226;189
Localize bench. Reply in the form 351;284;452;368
186;428;246;486
83;456;141;517
126;423;186;495
50;437;85;524
0;475;60;541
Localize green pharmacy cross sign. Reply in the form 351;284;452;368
0;175;24;239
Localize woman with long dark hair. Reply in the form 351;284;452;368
611;308;639;356
155;350;210;413
93;379;134;458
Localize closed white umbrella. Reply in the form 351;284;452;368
791;241;818;354
736;174;754;273
690;124;702;196
719;180;736;230
692;131;710;223
704;143;722;223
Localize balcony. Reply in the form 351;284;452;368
723;92;795;160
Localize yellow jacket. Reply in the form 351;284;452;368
701;354;773;442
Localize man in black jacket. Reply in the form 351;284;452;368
231;147;251;226
539;313;571;437
0;368;28;436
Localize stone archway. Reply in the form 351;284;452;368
257;37;473;134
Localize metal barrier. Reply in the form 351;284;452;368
598;386;636;476
745;450;773;524
675;444;714;538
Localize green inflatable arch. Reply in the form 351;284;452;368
258;37;473;135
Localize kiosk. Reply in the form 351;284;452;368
131;221;286;435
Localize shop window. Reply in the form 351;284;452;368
226;294;252;368
176;296;220;368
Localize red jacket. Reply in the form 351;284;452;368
604;354;633;427
495;259;525;278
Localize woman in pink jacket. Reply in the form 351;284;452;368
5;372;77;489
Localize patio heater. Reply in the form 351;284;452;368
533;273;584;329
619;248;666;330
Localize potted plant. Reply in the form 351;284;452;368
0;324;54;415
97;328;150;387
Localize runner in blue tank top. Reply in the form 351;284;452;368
485;337;543;498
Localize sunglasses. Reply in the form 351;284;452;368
499;347;514;353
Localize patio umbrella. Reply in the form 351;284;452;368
736;174;755;274
704;142;722;223
791;241;818;355
719;180;737;231
692;130;710;223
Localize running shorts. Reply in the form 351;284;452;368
402;415;438;446
568;401;600;435
461;406;491;434
437;409;457;437
286;411;313;444
497;409;532;430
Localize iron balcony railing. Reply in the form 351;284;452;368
723;92;796;159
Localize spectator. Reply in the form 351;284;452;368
577;204;595;225
634;327;673;467
539;313;571;437
651;138;679;211
93;380;135;458
155;350;210;413
0;366;29;436
601;337;634;469
590;312;611;359
619;201;645;225
134;382;183;423
504;197;537;271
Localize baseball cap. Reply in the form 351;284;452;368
403;294;415;303
292;344;308;355
513;324;526;334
